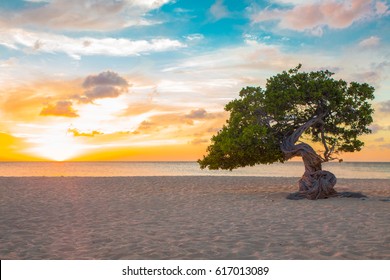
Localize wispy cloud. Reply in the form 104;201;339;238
163;35;390;93
163;39;296;75
375;0;390;14
358;36;381;48
132;108;225;135
379;100;390;112
184;33;205;41
0;57;18;67
0;0;173;31
0;29;186;59
209;0;230;21
251;0;389;36
190;138;209;146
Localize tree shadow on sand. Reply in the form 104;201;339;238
286;191;368;200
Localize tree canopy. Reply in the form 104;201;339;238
198;65;375;171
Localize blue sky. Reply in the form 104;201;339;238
0;0;389;161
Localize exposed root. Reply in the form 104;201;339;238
298;170;337;199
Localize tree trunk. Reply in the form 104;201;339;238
281;115;338;199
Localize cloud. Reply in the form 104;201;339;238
379;100;390;112
190;138;209;145
74;71;130;103
184;33;205;41
369;123;390;134
132;108;225;135
351;61;390;87
359;36;381;48
135;120;159;133
374;137;385;142
0;79;84;121
185;108;224;120
83;71;129;89
1;0;173;31
40;100;79;117
185;108;208;119
68;128;103;137
162;34;390;98
270;0;313;4
375;1;390;15
188;109;224;121
380;143;390;149
369;124;384;133
83;86;122;101
209;0;230;21
0;29;186;59
163;39;296;75
0;57;18;68
251;0;388;35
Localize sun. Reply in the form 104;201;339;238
27;134;84;161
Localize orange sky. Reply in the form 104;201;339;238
0;79;389;162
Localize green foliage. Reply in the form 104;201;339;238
198;65;375;170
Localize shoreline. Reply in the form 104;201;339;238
1;176;389;259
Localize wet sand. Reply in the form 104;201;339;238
0;176;389;259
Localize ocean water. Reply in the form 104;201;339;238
0;161;389;179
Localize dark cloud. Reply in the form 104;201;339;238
84;85;121;100
74;71;130;103
185;108;224;120
185;108;207;119
83;71;129;89
40;100;78;117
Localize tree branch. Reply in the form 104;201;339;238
281;113;326;161
319;124;330;161
285;113;325;146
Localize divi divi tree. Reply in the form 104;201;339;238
198;65;375;199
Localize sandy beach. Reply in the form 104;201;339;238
0;176;389;260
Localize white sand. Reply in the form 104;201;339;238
0;176;389;259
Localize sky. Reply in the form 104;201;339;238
0;0;389;162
